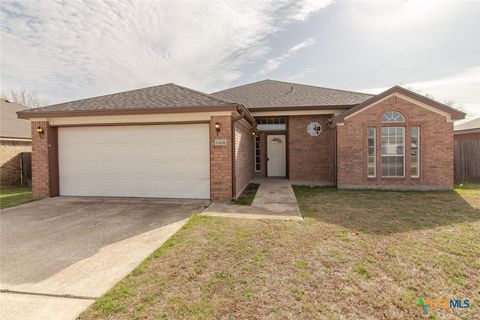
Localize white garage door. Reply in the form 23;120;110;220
58;124;210;199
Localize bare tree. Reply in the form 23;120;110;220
1;87;47;108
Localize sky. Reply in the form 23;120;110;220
1;0;479;120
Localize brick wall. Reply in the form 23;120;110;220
454;132;480;141
234;119;254;197
288;115;335;183
337;95;454;190
0;140;31;186
31;121;59;197
210;115;233;200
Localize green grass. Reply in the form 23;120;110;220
80;185;479;320
232;183;259;206
0;186;33;209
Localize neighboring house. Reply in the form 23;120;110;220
454;117;480;141
1;99;32;186
17;80;465;200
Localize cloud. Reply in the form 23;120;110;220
362;66;480;121
259;38;316;74
0;0;332;104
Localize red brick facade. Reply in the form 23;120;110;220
336;95;454;190
288;115;335;183
234;119;254;197
210;115;233;200
31;121;48;197
28;95;459;199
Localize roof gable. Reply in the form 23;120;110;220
454;117;480;132
18;83;237;118
0;99;31;139
332;86;466;124
212;79;373;110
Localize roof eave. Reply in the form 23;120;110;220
17;104;238;119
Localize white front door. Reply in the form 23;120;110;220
267;135;286;177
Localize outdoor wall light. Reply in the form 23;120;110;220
214;122;221;135
252;131;257;136
36;126;45;136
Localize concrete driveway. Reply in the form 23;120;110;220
0;197;208;320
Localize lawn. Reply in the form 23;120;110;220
80;184;479;320
0;186;33;209
232;183;260;206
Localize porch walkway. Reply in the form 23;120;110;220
201;180;302;221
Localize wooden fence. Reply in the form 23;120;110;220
21;152;32;186
454;140;480;182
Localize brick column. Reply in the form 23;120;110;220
210;115;233;200
31;121;58;198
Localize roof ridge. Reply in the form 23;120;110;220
25;83;177;112
212;79;271;94
212;79;374;97
169;83;237;105
26;83;234;113
264;79;374;96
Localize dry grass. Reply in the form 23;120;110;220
80;185;480;320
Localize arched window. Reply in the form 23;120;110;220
382;111;405;122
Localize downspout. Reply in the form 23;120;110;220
231;106;245;200
334;124;337;186
327;119;337;186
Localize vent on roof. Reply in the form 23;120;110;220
285;85;295;95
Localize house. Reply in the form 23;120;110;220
17;80;465;200
1;99;32;186
454;117;480;141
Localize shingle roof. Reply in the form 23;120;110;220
454;117;480;132
211;79;373;109
0;99;31;139
18;83;236;116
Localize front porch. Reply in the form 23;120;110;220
251;115;336;184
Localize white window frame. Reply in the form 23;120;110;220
382;111;405;123
254;135;261;172
381;126;405;178
367;127;376;177
411;126;420;178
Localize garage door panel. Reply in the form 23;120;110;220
58;124;210;199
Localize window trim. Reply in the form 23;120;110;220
254;135;261;172
367;127;376;178
381;126;405;178
411;126;420;178
255;117;287;131
382;111;405;123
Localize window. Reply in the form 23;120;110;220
382;111;405;122
307;122;322;136
256;118;286;131
254;135;261;172
381;127;404;177
411;126;420;177
367;127;376;177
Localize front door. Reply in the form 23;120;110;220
267;135;286;177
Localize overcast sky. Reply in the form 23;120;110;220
1;0;479;120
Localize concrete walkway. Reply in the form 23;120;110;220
201;180;302;221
